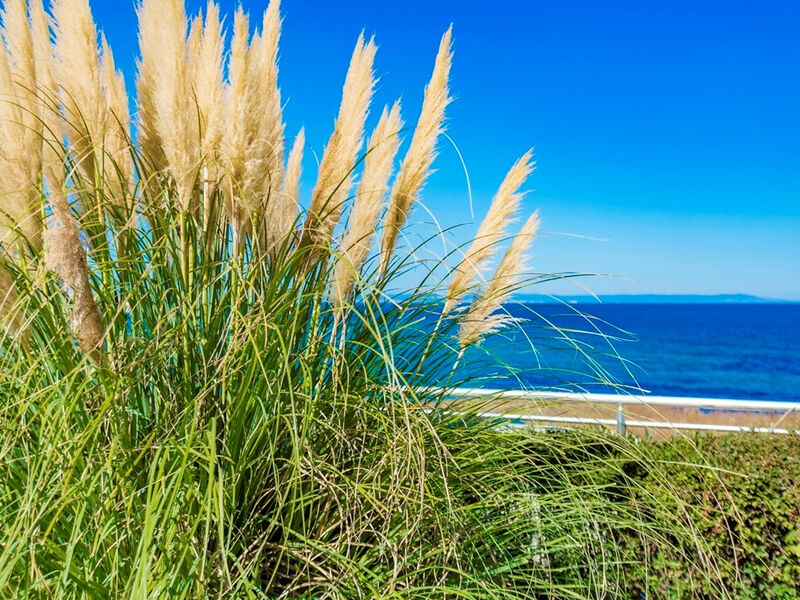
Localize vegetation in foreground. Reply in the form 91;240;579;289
0;0;733;597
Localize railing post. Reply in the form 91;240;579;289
616;402;626;435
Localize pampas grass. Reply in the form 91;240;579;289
52;0;105;183
0;2;726;598
2;0;36;134
459;211;540;347
188;1;224;170
247;0;284;251
447;150;534;313
43;183;104;354
137;0;196;208
302;33;376;250
0;0;42;252
379;26;452;275
99;35;133;196
331;101;403;311
221;8;249;239
272;126;304;253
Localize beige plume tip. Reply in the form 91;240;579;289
446;149;535;312
302;31;377;249
379;25;453;276
458;210;540;347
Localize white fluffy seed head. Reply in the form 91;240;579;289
221;7;250;234
192;1;225;167
100;35;133;198
446;150;534;312
245;0;285;247
458;211;540;347
269;126;304;257
0;0;43;252
137;0;197;209
52;0;105;182
379;26;452;275
302;33;377;249
331;101;403;311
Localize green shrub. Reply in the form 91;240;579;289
612;434;800;599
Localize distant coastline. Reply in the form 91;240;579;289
514;293;798;305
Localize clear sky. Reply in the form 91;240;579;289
92;0;800;299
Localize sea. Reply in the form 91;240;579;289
453;303;800;402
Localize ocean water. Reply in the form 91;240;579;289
454;303;800;401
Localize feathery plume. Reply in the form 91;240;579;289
44;179;105;356
2;0;37;122
51;0;104;183
29;0;61;152
301;33;377;249
29;0;71;221
99;35;133;197
2;0;36;108
187;2;225;225
27;1;102;353
379;26;452;275
247;0;284;247
134;46;165;172
446;150;534;312
187;13;202;67
0;0;43;252
331;101;403;310
221;7;250;237
271;126;304;256
137;0;197;208
458;211;539;347
190;2;224;168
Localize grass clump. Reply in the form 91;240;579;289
0;0;727;597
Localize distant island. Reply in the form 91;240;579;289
515;294;797;304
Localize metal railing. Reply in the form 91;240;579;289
440;387;800;435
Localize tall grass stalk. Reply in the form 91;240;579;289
0;0;728;597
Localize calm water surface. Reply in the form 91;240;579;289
454;303;800;401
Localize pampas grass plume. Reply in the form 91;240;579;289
331;101;403;311
52;0;104;179
138;0;196;208
192;1;224;168
271;126;304;255
2;0;37;124
44;183;105;356
379;26;452;275
302;33;376;249
100;35;133;193
0;0;43;252
458;211;540;347
221;7;250;235
29;0;62;158
446;150;534;312
246;0;285;246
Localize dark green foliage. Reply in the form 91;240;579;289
610;434;800;599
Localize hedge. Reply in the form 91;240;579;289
614;433;800;599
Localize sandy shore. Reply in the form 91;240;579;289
445;390;800;439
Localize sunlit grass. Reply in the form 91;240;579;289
0;0;732;596
0;174;728;598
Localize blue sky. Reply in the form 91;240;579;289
93;0;800;299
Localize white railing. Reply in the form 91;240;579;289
437;387;800;435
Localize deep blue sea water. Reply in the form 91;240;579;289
454;303;800;401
